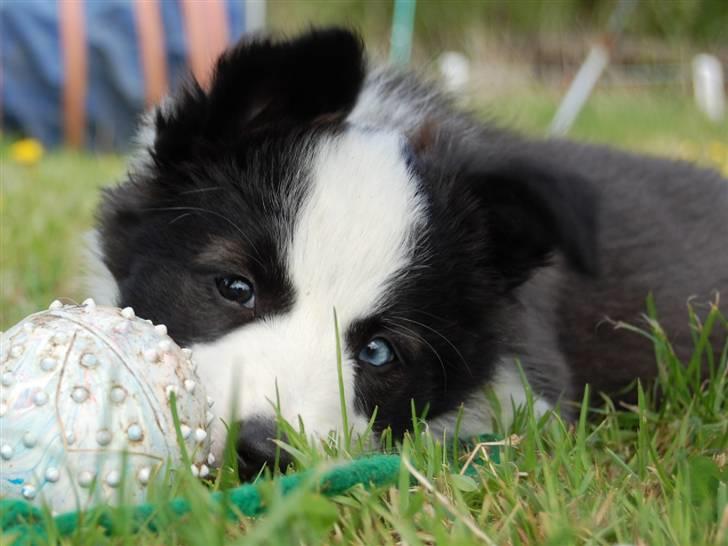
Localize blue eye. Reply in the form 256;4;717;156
216;276;255;308
358;337;396;367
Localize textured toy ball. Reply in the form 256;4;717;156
0;300;213;513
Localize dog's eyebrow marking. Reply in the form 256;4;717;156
144;205;265;268
196;237;247;268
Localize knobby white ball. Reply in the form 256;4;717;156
0;300;213;513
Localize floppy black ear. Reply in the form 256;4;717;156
153;28;365;160
464;156;599;290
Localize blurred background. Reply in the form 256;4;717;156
1;0;727;329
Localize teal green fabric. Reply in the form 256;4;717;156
1;437;500;545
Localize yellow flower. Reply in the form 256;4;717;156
706;141;728;175
10;138;44;166
674;140;728;177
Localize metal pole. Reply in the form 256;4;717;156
389;0;416;65
549;0;638;136
245;0;267;33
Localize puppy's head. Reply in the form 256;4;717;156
95;29;597;477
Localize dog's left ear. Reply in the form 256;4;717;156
152;28;365;162
460;153;600;290
200;27;365;133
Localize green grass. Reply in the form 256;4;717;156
0;145;124;328
3;303;727;545
1;89;727;545
481;87;728;152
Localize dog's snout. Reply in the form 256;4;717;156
236;418;292;482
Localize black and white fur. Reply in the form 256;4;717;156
88;29;728;478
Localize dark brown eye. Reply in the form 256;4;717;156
216;276;255;308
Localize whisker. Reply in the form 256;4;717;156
395;315;473;377
169;212;193;225
178;186;223;195
409;307;459;327
383;323;448;389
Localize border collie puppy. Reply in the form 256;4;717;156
88;29;728;478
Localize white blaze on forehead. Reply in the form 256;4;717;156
290;129;427;322
194;128;427;455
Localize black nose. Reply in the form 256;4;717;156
236;418;293;482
